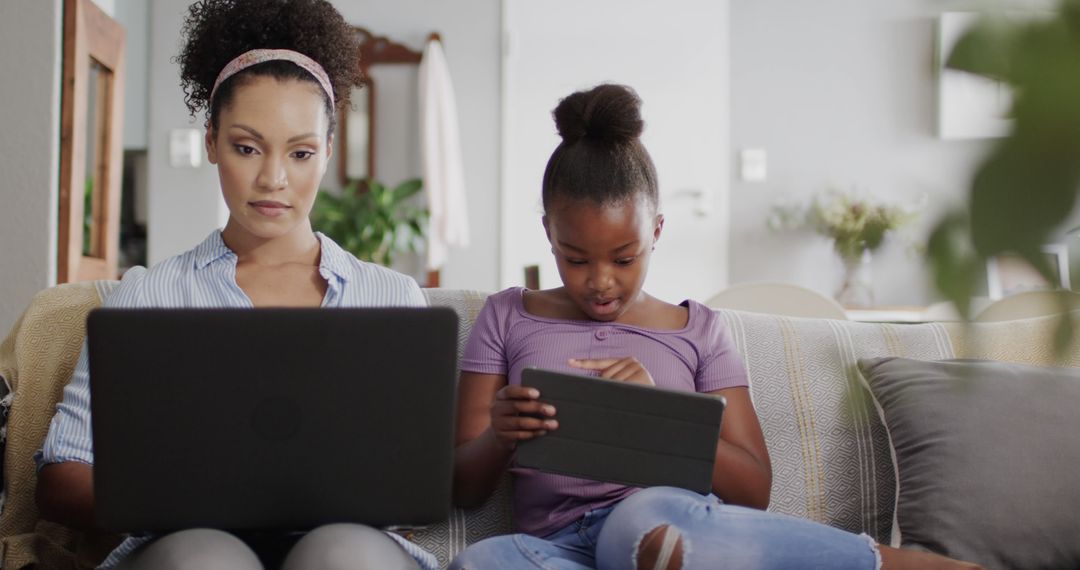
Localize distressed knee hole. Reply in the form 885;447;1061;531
636;524;684;570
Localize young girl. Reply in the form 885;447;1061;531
449;84;981;570
36;1;433;568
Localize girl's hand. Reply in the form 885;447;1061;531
569;357;656;386
490;385;558;450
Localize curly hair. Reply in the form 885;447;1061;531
175;0;362;136
542;84;659;213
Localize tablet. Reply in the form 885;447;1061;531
517;368;725;494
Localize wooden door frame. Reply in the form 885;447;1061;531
58;0;125;283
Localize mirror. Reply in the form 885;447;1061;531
337;27;425;186
59;0;125;283
343;83;371;181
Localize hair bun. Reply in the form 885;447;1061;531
553;83;644;145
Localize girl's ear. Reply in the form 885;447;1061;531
205;128;218;165
653;213;665;244
542;215;552;242
325;134;334;162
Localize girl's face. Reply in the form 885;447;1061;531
206;75;332;244
544;195;663;322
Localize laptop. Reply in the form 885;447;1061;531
87;307;458;534
518;368;725;494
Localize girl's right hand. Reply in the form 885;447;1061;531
490;385;558;450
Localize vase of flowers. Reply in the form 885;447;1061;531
769;187;918;307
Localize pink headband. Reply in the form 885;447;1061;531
210;48;335;105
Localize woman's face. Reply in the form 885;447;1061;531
206;75;332;243
544;195;663;322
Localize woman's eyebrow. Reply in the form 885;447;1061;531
227;125;318;143
229;124;264;139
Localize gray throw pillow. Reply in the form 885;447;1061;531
858;357;1080;570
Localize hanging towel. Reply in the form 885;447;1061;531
419;37;470;271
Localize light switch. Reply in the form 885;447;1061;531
740;148;767;182
169;128;203;168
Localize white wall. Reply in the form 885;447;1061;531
0;0;63;335
145;0;227;264
114;0;149;150
729;0;992;305
501;0;731;304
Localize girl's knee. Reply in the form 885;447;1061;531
636;524;685;570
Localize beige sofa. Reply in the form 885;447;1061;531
0;281;1076;569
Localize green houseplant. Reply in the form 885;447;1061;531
310;178;427;267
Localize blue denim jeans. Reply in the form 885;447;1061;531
449;487;881;570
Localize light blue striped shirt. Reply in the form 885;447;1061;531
37;230;436;569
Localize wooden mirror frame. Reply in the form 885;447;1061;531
337;27;430;186
58;0;125;283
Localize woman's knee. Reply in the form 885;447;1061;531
121;529;261;570
281;523;418;570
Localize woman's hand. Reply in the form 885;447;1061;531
569;357;655;386
490;385;558;450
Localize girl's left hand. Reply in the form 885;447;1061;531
568;357;655;386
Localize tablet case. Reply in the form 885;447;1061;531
517;368;725;494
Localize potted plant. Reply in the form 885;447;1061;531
310;178;427;267
768;188;919;306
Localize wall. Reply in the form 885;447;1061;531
729;0;993;305
145;0;228;264
0;0;63;335
114;0;149;150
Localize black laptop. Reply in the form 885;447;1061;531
518;368;725;494
87;307;458;533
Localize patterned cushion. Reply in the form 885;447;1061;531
715;311;957;544
410;290;512;568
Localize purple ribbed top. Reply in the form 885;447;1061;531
460;287;748;537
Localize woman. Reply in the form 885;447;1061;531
35;1;432;568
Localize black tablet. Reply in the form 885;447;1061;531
517;368;725;494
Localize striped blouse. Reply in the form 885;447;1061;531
37;230;436;569
460;287;749;538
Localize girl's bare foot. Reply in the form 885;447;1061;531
878;545;984;570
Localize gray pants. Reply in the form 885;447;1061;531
119;524;420;570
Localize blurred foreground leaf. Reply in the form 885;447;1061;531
930;2;1080;350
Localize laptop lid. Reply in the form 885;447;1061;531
88;307;458;533
517;368;725;494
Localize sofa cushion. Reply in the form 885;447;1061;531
859;356;1080;570
714;310;957;544
410;289;512;568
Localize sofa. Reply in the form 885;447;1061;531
0;281;1077;569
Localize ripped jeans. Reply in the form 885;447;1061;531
449;487;881;570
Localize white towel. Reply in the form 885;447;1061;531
419;38;470;271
